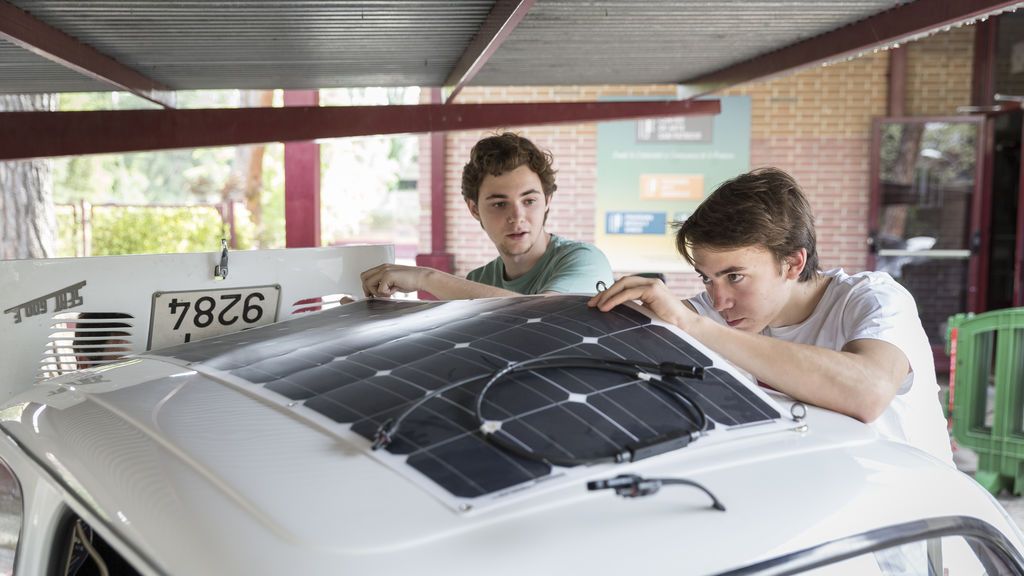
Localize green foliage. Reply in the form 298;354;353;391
231;203;258;250
260;143;286;248
52;147;236;205
54;204;83;258
53;90;251;206
55;202;257;256
49;88;418;254
89;206;226;256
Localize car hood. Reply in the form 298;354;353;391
0;354;1011;576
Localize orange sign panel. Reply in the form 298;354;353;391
639;174;704;200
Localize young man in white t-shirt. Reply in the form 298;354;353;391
588;167;952;465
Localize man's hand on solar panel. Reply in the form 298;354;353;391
587;275;696;330
360;263;518;300
360;263;427;298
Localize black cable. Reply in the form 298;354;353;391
587;473;726;511
372;356;707;461
473;356;708;467
371;372;491;450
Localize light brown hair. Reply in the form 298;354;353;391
675;167;820;282
461;132;557;203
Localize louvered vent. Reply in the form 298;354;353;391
37;312;135;381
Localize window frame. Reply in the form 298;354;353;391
714;515;1024;576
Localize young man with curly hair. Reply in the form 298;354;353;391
362;132;613;299
589;167;952;464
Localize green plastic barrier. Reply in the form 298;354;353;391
948;308;1024;495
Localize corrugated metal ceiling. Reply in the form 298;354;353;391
474;0;908;86
0;40;109;92
0;0;919;94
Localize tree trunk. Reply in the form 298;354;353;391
221;90;272;247
0;94;57;259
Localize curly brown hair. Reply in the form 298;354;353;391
461;132;557;203
675;167;820;282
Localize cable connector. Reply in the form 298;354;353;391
587;474;662;498
587;473;726;511
659;362;704;379
371;418;394;451
626;430;699;461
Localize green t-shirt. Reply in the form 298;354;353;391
466;234;613;295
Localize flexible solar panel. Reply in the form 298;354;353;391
155;295;786;507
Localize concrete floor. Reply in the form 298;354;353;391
1000;495;1024;530
942;378;1024;528
953;444;1024;528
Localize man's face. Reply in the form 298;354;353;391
690;245;799;333
467;164;550;260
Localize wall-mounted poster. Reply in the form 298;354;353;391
595;95;750;272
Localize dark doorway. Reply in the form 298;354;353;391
987;110;1023;309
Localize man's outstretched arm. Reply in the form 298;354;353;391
587;276;908;423
360;263;518;300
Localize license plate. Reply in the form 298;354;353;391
148;285;280;350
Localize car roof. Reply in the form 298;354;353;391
1;348;1015;575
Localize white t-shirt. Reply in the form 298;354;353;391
688;268;953;465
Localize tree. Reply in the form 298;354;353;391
0;94;56;259
220;90;273;246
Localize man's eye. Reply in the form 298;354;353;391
491;202;506;209
728;274;744;283
699;275;711;284
524;198;536;205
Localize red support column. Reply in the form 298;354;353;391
887;47;907;117
972;19;996;106
283;90;321;248
415;88;455;299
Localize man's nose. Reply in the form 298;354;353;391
508;205;524;222
711;283;733;312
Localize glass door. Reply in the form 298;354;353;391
868;117;986;352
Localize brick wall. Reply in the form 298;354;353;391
906;26;975;116
418;84;676;283
720;53;890;288
417;30;973;300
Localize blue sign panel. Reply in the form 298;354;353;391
605;212;667;235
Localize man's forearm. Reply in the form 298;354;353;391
420;269;519;300
684;316;901;422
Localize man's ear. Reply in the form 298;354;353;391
784;249;807;280
466;198;481;222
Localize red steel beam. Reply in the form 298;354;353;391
283;90;321;248
680;0;1020;96
0;99;720;161
0;0;174;108
444;0;535;104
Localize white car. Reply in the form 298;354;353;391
0;249;1021;575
